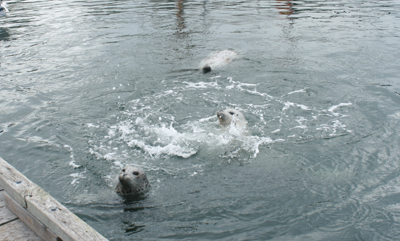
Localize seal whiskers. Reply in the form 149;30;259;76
217;108;247;128
115;166;151;196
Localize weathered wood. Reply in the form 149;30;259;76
0;157;108;241
0;217;43;241
0;190;19;226
4;192;60;241
0;159;33;208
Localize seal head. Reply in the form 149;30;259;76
217;108;247;128
115;166;150;196
200;50;238;74
0;0;9;17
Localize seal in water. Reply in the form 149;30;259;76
115;166;151;196
200;50;238;73
0;0;9;17
217;108;248;129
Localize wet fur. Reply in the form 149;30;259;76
200;50;238;73
115;166;150;196
217;108;247;129
0;0;8;16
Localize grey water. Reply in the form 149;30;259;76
1;0;400;240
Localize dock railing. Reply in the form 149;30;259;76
0;157;108;241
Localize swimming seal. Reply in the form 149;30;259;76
217;108;247;129
200;50;238;73
115;166;151;196
0;0;9;17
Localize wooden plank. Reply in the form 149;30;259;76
0;159;33;208
0;218;43;241
0;157;108;241
0;190;19;226
25;188;108;241
4;192;60;241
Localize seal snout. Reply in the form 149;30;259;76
216;108;248;130
118;173;129;183
199;50;238;73
202;65;211;74
115;166;151;196
217;110;228;125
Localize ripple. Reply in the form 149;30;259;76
1;0;399;240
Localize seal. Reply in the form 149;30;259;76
200;50;238;73
0;0;9;17
217;108;247;129
115;166;151;196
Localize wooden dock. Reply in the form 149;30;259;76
1;185;43;240
0;157;108;241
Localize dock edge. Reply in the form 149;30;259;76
0;157;108;241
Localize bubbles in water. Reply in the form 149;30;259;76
86;75;352;170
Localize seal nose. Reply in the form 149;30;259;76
202;65;211;73
217;111;224;119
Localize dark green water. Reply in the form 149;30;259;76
1;0;400;240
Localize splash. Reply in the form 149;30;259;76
86;76;353;164
87;113;276;163
328;103;352;116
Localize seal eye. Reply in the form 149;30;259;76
122;169;125;172
229;111;234;115
133;171;139;176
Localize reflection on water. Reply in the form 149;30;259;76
276;0;294;15
1;0;400;240
175;0;185;34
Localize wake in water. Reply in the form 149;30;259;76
84;75;353;172
98;113;274;160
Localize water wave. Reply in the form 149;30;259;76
86;76;353;168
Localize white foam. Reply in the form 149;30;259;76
225;78;271;98
69;161;80;168
65;145;81;169
271;129;281;133
282;101;311;111
329;120;347;136
84;77;355;164
119;122;200;158
70;169;86;185
98;112;277;160
286;89;306;96
182;81;219;89
127;139;197;158
104;152;117;161
87;123;100;128
328;103;352;116
389;112;400;119
245;136;274;158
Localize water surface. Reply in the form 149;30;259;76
1;0;400;240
